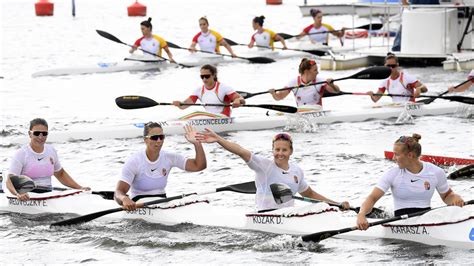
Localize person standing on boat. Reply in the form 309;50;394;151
356;134;465;230
196;129;350;212
269;58;341;108
129;17;176;64
189;17;237;58
448;69;474;93
172;64;245;117
5;118;90;201
115;123;206;210
297;9;345;46
248;16;288;50
367;53;427;103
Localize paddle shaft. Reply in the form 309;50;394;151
50;181;256;227
418;78;472;104
338;91;474;104
301;200;474;242
278;23;383;39
223;38;326;56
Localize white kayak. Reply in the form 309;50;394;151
1;190;472;249
32;56;171;77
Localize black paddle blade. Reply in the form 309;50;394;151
166;41;182;49
270;183;293;204
357;23;383;30
277;33;296;40
96;30;123;44
223;38;239;46
51;207;123;227
448;164;474;179
217;181;256;194
115;96;158;109
444;95;474;105
302;228;344;243
93;191;115;200
302;49;327;56
255;104;297;113
350;66;391;80
236;91;253;99
247;57;275;64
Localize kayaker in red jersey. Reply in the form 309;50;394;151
172;64;245;117
356;134;465;231
297;9;345;46
196;128;350;212
129;17;176;64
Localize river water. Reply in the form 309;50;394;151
1;0;473;263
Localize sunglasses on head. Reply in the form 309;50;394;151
200;74;212;80
397;136;413;149
145;134;165;141
386;64;397;68
30;131;48;137
273;133;292;143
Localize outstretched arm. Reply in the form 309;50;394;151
183;125;207;171
196;128;251;162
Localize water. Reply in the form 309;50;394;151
1;0;473;263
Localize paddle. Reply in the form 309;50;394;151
95;30;191;68
166;41;275;64
277;23;384;40
448;164;473;180
237;66;391;99
418;78;473;104
324;91;474;105
223;38;327;56
301;199;474;243
50;187;115;200
270;183;387;218
51;181;256;227
115;95;298;113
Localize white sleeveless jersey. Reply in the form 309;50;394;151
247;153;309;211
120;149;187;198
376;162;449;211
286;76;327;106
8;144;62;188
190;82;236;116
378;71;418;103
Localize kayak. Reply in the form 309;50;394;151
8;101;466;145
384;151;474;166
1;190;472;249
32;57;171;77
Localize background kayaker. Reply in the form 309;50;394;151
296;9;345;46
114;123;206;211
172;64;245;117
6;118;90;201
248;16;287;50
189;16;237;58
448;70;474;93
129;17;176;64
367;53;428;103
269;58;341;108
356;133;465;231
196;128;350;212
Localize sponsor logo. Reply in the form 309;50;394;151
410;179;419;183
151;168;158;172
9;198;47;207
390;225;429;235
37;157;44;161
252;216;282;225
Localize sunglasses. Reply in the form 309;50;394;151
145;134;165;141
200;74;212;80
397;136;413;149
30;131;48;137
386;64;398;68
273;133;292;143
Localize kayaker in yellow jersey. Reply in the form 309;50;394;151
248;16;287;50
6;118;90;201
356;134;465;231
297;9;345;45
114;123;206;211
189;17;237;58
172;64;245;117
448;69;474;93
269;58;341;108
129;17;176;64
196;129;350;212
367;53;427;103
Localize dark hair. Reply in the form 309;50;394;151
29;118;48;130
253;16;265;27
310;9;322;17
143;122;162;137
140;17;152;30
201;64;218;81
385;52;399;64
298;58;317;74
395;133;422;157
199;16;209;25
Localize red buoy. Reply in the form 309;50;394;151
266;0;282;5
127;1;147;17
35;0;54;16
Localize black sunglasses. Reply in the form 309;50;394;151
145;134;165;141
30;131;48;137
386;64;398;68
200;74;212;80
